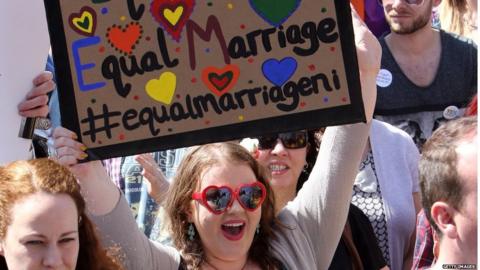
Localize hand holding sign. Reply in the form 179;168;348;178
51;126;98;189
17;72;55;118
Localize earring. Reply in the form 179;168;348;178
302;163;309;173
256;224;260;234
188;223;196;241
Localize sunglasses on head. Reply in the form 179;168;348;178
192;182;266;214
257;131;308;150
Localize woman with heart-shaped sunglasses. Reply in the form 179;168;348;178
27;7;382;270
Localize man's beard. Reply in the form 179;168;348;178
386;2;433;34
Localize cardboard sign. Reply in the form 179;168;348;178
0;0;50;164
44;0;363;160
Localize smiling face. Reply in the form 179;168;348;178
383;0;434;34
257;140;307;202
0;192;80;270
189;162;261;264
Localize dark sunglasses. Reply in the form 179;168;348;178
192;182;266;214
257;131;308;150
379;0;424;5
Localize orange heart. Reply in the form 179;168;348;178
106;22;143;55
201;65;240;97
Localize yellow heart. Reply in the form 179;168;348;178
163;6;184;26
72;11;94;33
145;72;176;105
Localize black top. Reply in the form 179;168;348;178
375;30;477;115
328;204;387;270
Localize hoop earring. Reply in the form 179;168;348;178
188;223;196;241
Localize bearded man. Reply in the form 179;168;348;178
374;0;477;150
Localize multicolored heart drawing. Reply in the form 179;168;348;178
202;65;240;97
68;6;97;36
249;0;301;26
262;57;298;86
145;72;177;104
106;22;143;55
150;0;195;42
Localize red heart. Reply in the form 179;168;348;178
106;22;143;55
150;0;195;42
202;65;240;96
210;75;231;90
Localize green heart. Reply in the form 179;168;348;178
249;0;301;26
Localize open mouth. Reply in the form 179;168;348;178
269;164;289;175
221;222;246;241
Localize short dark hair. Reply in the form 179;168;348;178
419;116;477;233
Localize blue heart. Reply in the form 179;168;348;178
262;57;298;86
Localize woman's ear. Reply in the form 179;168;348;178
431;201;458;239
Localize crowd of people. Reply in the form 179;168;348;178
1;0;477;269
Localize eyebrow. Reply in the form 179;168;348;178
60;231;79;237
23;231;79;239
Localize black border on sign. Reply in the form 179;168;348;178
44;0;364;161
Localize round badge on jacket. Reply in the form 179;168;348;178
376;69;393;88
443;105;460;120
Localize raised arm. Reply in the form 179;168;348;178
52;127;120;215
273;8;381;269
52;127;180;269
135;153;170;204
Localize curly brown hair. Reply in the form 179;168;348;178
164;142;282;270
0;158;122;270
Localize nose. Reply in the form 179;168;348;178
43;244;63;267
270;139;288;156
227;197;244;214
390;0;406;8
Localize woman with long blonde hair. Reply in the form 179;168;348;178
439;0;477;41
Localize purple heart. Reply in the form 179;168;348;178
262;57;298;86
